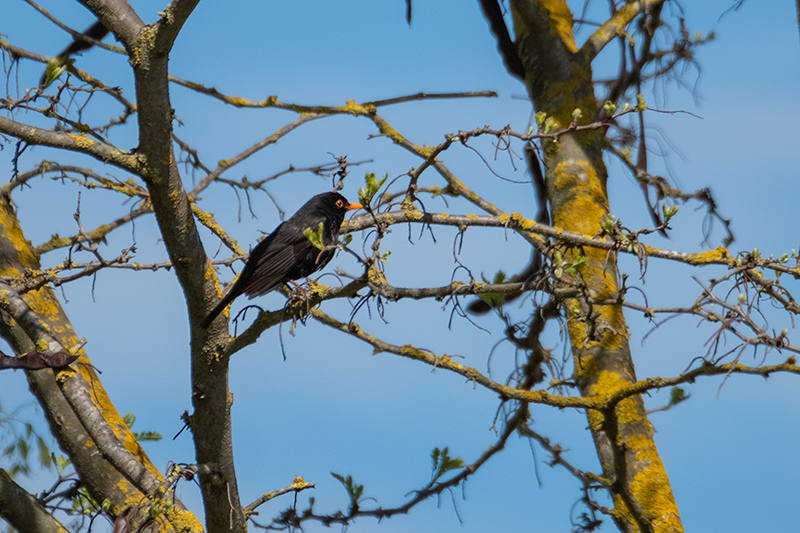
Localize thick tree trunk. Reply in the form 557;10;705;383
509;2;682;531
0;194;201;532
120;3;246;530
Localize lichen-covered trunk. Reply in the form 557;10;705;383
510;2;682;531
0;193;201;533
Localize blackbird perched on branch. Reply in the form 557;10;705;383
201;192;362;328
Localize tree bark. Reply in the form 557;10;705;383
508;2;682;531
0;194;201;532
0;470;70;533
96;1;248;530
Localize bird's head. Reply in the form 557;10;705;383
309;192;362;217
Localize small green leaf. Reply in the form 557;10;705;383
332;472;365;510
43;58;73;88
636;93;647;111
430;446;464;483
600;214;617;233
134;431;163;442
564;255;587;274
603;101;617;116
303;222;326;251
571;108;582;122
379;250;391;263
36;435;52;468
667;387;690;407
123;412;136;429
476;271;506;310
662;204;679;223
54;454;71;475
535;111;547;128
17;439;29;460
358;172;388;206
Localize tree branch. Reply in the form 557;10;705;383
581;0;667;62
0;470;70;533
244;477;315;517
75;0;144;50
0;116;142;174
478;0;525;79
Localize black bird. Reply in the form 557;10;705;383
201;192;362;328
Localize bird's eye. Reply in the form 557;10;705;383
336;199;344;207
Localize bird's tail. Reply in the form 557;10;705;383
200;292;236;329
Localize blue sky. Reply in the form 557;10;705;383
2;1;799;532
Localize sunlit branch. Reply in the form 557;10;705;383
189;113;322;196
0;280;162;495
0;470;70;533
344;209;797;275
603;358;800;410
310;306;592;409
278;402;524;528
75;0;144;49
0;116;142;174
18;248;135;293
9;163;147;197
362;277;536;302
0;38;135;114
35;203;149;255
169;76;495;111
223;279;369;357
581;0;667;61
244;477;315;517
191;203;244;256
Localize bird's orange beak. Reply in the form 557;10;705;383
347;203;363;210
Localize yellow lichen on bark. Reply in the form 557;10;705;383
627;435;683;532
687;246;732;265
66;345;163;476
551;158;607;234
536;0;578;52
68;133;95;149
564;278;628;349
26;288;61;319
0;204;38;271
367;266;387;285
224;96;251;107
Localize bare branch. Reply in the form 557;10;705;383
0;471;70;533
581;0;668;61
244;477;315;517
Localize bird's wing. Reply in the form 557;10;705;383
240;224;316;297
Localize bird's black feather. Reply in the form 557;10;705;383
201;192;361;328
